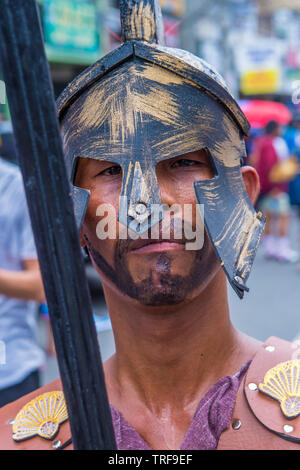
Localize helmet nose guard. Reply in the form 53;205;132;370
57;0;265;299
119;160;163;234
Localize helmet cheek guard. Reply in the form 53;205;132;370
194;165;264;299
71;185;90;231
57;0;265;299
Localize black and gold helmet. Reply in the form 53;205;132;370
57;0;265;299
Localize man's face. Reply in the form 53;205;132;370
75;149;221;306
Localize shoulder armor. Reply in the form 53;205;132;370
0;379;73;450
245;336;300;442
218;336;300;450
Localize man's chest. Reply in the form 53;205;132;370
117;407;193;450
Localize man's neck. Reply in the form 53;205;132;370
102;270;256;411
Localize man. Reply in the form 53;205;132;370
1;0;300;450
0;156;46;407
73;151;261;450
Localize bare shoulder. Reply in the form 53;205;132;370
232;329;263;365
218;329;262;379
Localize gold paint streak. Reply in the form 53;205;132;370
214;199;248;248
233;204;253;252
235;215;262;276
123;161;133;197
212;116;242;168
131;161;151;204
150;51;194;76
62;60;243;169
137;64;184;85
153;129;202;152
139;88;181;127
75;62;183;145
129;3;155;42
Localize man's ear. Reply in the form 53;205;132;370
241;165;261;206
79;230;86;248
79;231;90;259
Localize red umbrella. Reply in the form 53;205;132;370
239;100;292;129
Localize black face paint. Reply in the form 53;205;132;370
85;232;218;307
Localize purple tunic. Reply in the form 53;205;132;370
110;361;251;450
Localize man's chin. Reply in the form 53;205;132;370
137;291;186;307
125;275;194;306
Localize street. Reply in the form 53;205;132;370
229;219;300;343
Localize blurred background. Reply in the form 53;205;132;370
1;0;300;386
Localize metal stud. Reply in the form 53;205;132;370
283;425;294;434
134;203;147;215
248;382;258;391
265;345;275;352
128;202;150;224
52;440;62;449
234;276;244;285
7;419;14;425
232;419;242;430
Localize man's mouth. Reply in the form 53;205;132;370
129;238;186;255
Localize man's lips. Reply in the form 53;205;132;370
129;238;186;254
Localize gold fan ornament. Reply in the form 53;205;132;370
12;391;68;441
258;360;300;419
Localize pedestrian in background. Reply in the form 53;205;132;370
284;113;300;270
0;156;46;407
254;120;298;263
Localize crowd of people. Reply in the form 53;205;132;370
246;114;300;267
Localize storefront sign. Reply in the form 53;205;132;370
42;0;100;64
235;38;282;95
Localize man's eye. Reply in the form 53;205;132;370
171;159;201;168
98;166;122;177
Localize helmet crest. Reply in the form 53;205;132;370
120;0;165;45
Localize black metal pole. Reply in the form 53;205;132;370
0;0;116;450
